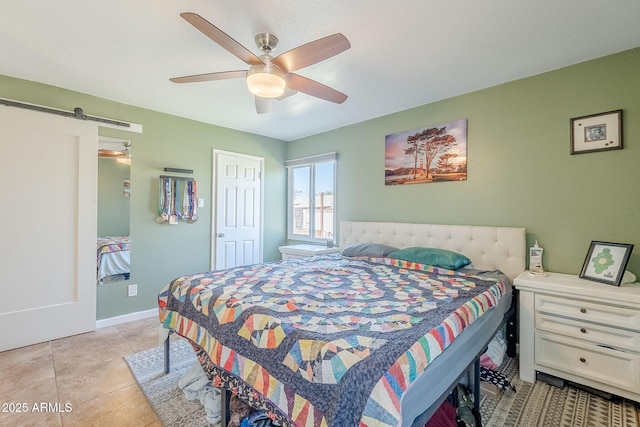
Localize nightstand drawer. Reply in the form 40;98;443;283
536;332;640;393
536;313;640;352
535;294;640;331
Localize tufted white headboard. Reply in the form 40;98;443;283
339;221;526;282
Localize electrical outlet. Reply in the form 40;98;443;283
128;284;137;297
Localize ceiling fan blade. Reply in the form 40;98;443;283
98;149;124;158
272;33;350;73
170;70;247;83
180;12;263;65
286;74;347;104
255;96;272;114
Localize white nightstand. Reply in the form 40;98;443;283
278;244;340;260
514;270;640;402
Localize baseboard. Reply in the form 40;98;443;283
96;308;157;329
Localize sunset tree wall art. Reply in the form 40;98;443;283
385;119;467;185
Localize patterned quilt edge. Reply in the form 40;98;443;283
97;236;130;256
159;304;318;426
358;279;505;425
157;269;507;427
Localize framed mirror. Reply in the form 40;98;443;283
97;136;131;283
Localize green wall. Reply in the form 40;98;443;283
97;157;130;237
287;48;640;277
2;47;638;321
0;76;287;320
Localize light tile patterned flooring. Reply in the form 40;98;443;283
0;316;170;427
5;317;639;426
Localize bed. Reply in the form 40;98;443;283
159;221;525;426
97;236;130;282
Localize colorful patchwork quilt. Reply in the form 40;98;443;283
97;236;130;258
159;254;508;427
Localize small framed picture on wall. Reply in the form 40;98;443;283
570;109;622;154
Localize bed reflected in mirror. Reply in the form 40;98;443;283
97;136;131;284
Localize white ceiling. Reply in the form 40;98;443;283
1;1;639;141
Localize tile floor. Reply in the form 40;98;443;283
4;317;639;426
0;316;170;427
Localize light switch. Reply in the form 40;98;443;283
198;198;205;208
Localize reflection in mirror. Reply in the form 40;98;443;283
97;137;131;284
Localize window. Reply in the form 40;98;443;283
286;152;337;243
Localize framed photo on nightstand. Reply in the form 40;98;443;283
579;241;634;286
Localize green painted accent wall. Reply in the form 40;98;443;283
2;47;638;321
0;76;287;320
287;48;640;277
97;158;130;237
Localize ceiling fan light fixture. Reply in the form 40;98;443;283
116;155;131;165
246;56;286;98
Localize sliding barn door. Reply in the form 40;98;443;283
0;107;97;351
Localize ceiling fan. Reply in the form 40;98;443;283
170;13;351;114
98;140;131;164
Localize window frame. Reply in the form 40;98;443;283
286;152;337;244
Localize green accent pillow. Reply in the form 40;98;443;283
387;247;472;270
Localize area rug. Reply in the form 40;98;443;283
126;341;640;427
480;357;640;427
124;340;209;427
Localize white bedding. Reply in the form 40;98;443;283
97;236;131;282
97;250;130;281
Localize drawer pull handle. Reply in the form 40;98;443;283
580;308;587;314
579;357;586;363
580;328;587;334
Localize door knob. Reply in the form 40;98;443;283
217;233;225;237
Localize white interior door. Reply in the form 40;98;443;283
212;150;263;270
0;107;97;351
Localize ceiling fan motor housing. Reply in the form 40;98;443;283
246;33;286;98
254;33;279;54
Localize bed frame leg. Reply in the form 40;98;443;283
164;330;172;374
473;357;481;412
162;330;229;426
220;388;230;427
